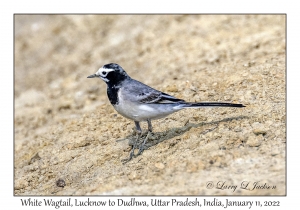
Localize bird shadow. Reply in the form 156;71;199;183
117;115;249;155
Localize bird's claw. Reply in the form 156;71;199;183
122;149;135;164
137;145;145;156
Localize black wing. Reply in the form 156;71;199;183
139;91;185;104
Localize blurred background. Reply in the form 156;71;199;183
15;15;285;97
14;15;285;195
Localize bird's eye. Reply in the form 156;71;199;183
102;71;107;76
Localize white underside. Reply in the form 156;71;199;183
113;88;184;121
114;102;180;122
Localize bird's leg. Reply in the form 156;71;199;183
137;119;152;155
122;121;141;164
147;118;153;133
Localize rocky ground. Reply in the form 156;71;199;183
14;15;285;195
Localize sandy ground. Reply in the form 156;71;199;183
14;15;285;195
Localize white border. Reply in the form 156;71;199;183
2;0;297;209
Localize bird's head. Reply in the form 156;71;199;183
87;63;129;85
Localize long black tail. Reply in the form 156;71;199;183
184;102;245;108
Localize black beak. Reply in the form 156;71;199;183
87;74;97;78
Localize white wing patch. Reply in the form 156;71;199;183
138;104;155;112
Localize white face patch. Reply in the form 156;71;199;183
94;67;115;82
96;67;115;77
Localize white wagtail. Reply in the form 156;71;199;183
88;63;245;162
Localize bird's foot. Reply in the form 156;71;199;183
137;131;151;156
137;145;144;156
122;147;135;164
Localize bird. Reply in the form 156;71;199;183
87;63;245;163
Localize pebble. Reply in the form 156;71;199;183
206;53;220;63
29;153;41;164
271;148;281;156
14;179;28;190
154;162;165;169
199;84;208;91
198;161;205;170
246;135;263;147
88;94;97;100
187;162;198;172
165;84;178;92
243;61;255;67
128;171;138;180
56;178;66;187
252;122;267;135
224;95;232;100
253;129;267;135
275;130;281;136
58;99;72;110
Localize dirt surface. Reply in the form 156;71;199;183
14;15;286;195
